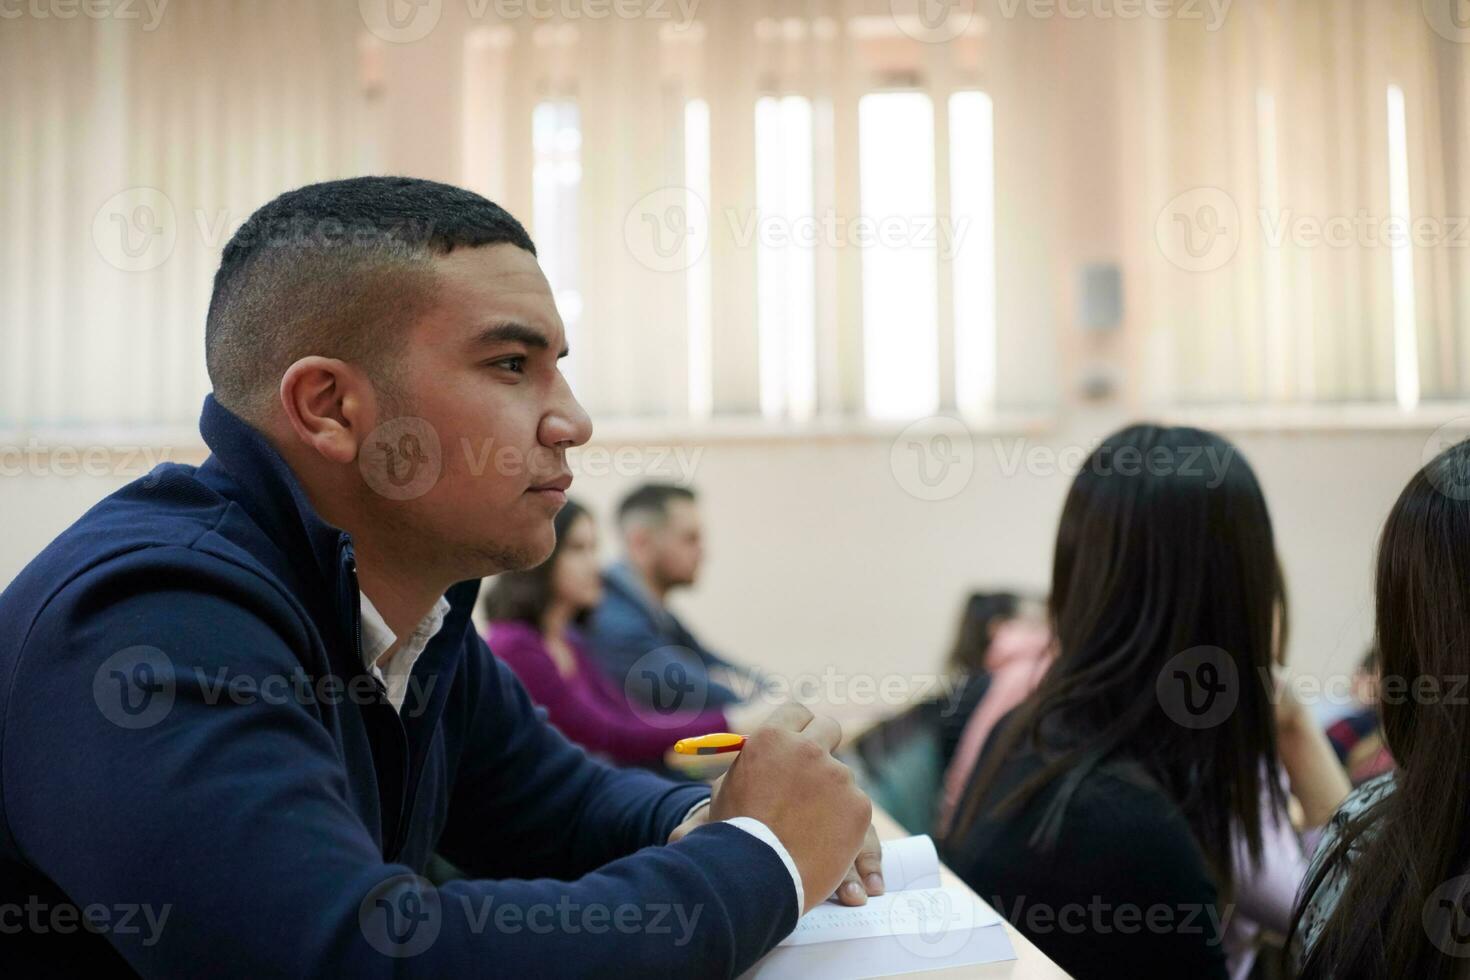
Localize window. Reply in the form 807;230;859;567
531;100;582;384
754;95;816;421
1386;84;1419;412
949;90;996;418
685;98;714;420
858;92;939;421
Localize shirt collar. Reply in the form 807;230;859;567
358;589;452;673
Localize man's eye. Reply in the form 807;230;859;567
494;357;526;374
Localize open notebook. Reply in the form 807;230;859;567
741;835;1017;979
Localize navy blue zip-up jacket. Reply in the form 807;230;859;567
0;396;797;977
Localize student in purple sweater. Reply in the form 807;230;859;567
484;498;758;766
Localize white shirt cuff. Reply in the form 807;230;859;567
723;816;805;915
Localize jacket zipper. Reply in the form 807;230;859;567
343;540;413;861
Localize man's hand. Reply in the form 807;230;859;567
835;824;884;906
667;781;719;844
669;800;881;904
669;704;881;914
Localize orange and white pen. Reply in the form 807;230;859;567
672;732;746;756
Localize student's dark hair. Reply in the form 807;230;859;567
947;592;1021;675
616;483;696;528
1293;438;1470;980
481;498;592;628
1358;644;1380;676
949;424;1286;899
205;176;536;422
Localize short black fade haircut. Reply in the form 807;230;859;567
617;483;697;528
205;176;536;421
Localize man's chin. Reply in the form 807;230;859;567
475;533;555;577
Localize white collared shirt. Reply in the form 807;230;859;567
358;590;450;714
355;590;804;914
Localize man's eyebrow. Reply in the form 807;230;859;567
468;321;569;358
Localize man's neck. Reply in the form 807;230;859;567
353;545;448;662
278;450;453;659
630;561;668;607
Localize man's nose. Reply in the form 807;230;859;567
542;375;593;450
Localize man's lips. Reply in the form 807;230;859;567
527;474;573;494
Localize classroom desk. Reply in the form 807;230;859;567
868;804;1072;979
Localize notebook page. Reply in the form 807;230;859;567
876;834;941;892
780;886;1000;947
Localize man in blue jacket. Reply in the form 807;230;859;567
0;177;881;978
588;483;766;710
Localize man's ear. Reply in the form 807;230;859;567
278;356;376;465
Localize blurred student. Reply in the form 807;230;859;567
847;592;1021;835
584;483;765;709
1323;647;1394;786
944;424;1349;980
937;594;1054;834
934;593;1028;776
945;592;1023;677
484;498;758;767
1293;439;1470;978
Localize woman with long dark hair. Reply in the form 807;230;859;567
1293;438;1470;978
944;424;1346;979
483;498;749;766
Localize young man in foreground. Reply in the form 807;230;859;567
0;177;880;977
